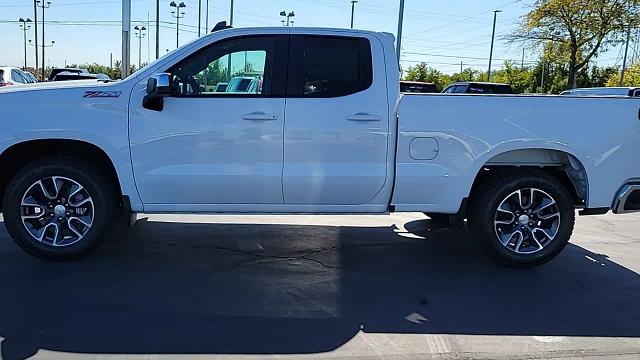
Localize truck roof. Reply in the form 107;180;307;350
211;26;394;39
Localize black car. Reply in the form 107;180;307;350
48;67;88;82
400;81;438;93
442;82;513;94
51;72;111;82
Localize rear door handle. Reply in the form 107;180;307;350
347;113;381;121
242;112;278;121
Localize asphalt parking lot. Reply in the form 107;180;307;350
0;212;639;359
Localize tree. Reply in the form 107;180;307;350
508;0;639;88
449;68;481;83
607;62;640;86
492;61;537;94
403;63;451;91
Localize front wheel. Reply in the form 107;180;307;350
468;169;575;267
2;156;118;260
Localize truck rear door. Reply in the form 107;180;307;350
283;33;389;205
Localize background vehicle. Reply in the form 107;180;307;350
442;82;514;94
22;71;38;83
560;87;640;97
400;81;438;93
51;72;111;82
226;76;257;93
1;26;639;268
0;67;32;86
245;78;262;94
48;67;88;82
213;82;228;92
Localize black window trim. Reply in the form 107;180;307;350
286;34;374;98
165;34;289;99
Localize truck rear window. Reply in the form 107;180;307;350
288;36;373;98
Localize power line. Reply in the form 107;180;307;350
403;50;537;64
404;0;521;38
0;0;143;8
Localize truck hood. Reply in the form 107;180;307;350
0;80;117;94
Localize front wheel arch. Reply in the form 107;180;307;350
0;139;123;209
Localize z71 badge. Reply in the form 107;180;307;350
83;91;121;98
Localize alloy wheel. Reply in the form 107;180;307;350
20;176;94;247
493;188;560;254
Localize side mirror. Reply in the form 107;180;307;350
143;73;172;111
146;73;172;97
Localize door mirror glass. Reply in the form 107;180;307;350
146;73;172;97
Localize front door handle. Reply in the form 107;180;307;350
347;113;381;121
242;112;278;121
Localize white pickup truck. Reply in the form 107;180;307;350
1;26;639;267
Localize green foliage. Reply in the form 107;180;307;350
509;0;640;88
449;68;481;83
607;62;640;86
195;60;229;90
402;59;621;95
492;61;537;94
403;63;451;91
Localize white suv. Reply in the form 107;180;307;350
0;67;32;87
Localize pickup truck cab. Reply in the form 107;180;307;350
1;26;639;267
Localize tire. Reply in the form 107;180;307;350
468;168;575;267
2;155;118;260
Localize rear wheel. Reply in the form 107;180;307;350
2;156;117;260
468;169;575;267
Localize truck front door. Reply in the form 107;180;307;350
129;34;288;206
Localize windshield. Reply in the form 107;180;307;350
125;36;204;79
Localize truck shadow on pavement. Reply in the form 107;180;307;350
0;217;639;359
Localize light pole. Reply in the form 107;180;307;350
33;0;39;79
396;0;405;63
487;9;501;82
198;0;202;36
230;0;234;26
36;0;51;81
170;1;186;49
205;0;209;33
134;25;147;69
350;0;357;29
620;21;633;86
122;0;131;79
29;40;54;48
155;0;159;59
19;18;32;70
29;39;54;72
279;11;295;26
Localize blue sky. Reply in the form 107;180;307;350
0;0;628;73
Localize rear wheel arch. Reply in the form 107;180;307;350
467;148;589;211
0;139;123;207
